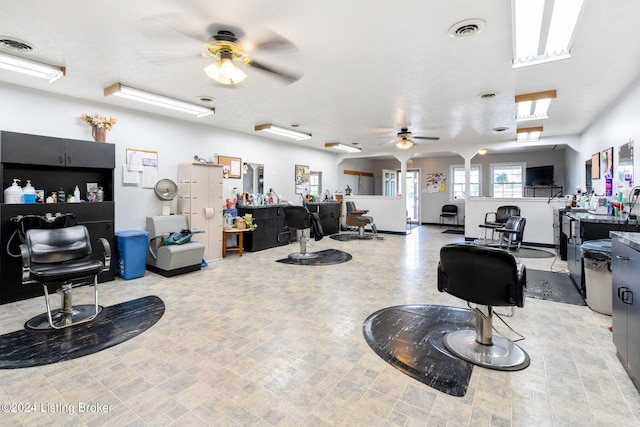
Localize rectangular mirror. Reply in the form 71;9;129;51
619;140;634;189
242;162;264;194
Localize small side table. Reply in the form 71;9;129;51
223;228;249;257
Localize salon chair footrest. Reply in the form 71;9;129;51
26;304;103;330
444;329;530;371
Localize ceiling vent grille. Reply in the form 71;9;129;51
448;19;486;38
0;37;33;53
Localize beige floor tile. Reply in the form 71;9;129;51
0;226;638;426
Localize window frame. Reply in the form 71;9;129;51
450;164;482;200
490;162;526;198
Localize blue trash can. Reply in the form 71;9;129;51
115;230;149;280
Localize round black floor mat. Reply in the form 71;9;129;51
363;304;476;397
0;295;165;369
276;248;352;265
330;233;374;241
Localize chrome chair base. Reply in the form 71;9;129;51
444;329;530;371
26;304;103;330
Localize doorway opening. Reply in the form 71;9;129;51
405;169;420;223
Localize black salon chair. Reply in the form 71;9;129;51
20;225;111;330
284;205;323;259
478;205;520;243
345;201;378;238
496;216;527;251
437;243;529;370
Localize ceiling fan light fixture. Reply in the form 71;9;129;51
0;51;65;83
325;142;361;153
396;137;414;150
104;83;215;117
255;124;311;140
204;51;247;85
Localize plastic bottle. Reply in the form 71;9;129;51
58;187;65;203
74;185;81;203
4;179;23;204
23;180;36;195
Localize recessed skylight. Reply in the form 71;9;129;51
515;90;556;121
512;0;586;68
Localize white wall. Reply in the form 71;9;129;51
337;158;375;195
0;83;340;231
578;75;640;203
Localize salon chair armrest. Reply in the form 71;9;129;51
19;243;33;285
96;237;111;272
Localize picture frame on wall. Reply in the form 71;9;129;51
591;152;601;180
295;164;310;194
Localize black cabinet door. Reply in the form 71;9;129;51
0;131;65;166
65;139;115;169
0;202;115;304
612;240;630;364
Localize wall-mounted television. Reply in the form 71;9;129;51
525;165;554;186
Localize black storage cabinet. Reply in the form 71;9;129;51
237;206;290;252
306;202;340;235
0;131;115;304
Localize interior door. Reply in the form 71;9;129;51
382;169;397;196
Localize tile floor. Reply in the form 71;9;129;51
1;225;639;426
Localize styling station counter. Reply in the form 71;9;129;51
237;202;341;251
236;205;289;252
564;212;639;295
306;202;340;235
610;232;640;391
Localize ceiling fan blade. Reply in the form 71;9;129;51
412;136;440;141
246;59;302;84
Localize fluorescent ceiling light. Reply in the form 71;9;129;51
0;51;65;83
104;83;214;117
512;0;586;68
515;90;556;121
204;50;247;85
517;126;543;142
255;124;311;140
325;142;361;153
395;138;413;150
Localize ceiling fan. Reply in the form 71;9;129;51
385;128;440;149
203;27;302;85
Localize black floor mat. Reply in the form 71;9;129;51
526;269;586;305
276;248;352;265
363;305;475;397
0;295;165;369
442;229;464;235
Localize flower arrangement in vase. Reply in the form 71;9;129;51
80;113;117;142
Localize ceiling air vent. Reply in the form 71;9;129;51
0;37;34;53
478;92;498;100
448;19;486;38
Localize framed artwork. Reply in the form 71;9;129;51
218;155;242;178
295;164;310;194
601;147;614;178
591;152;601;180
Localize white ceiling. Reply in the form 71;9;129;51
2;1;640;159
